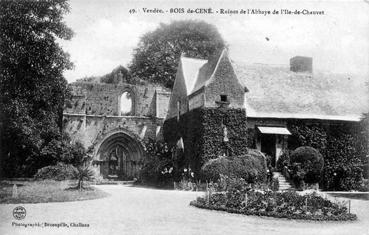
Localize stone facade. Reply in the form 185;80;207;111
167;49;247;120
63;82;170;180
64;51;365;180
202;51;245;109
164;49;250;174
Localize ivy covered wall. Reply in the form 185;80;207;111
163;107;248;177
287;120;366;191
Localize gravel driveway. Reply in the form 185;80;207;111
1;185;368;235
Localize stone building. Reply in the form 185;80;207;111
63;82;170;180
235;56;367;167
164;49;368;171
64;49;368;180
163;49;250;174
166;49;248;119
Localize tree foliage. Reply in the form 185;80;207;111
0;0;73;177
129;20;226;88
139;139;173;187
77;65;143;85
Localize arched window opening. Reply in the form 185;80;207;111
120;91;132;116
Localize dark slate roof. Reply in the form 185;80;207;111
233;62;368;121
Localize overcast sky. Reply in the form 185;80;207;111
60;0;369;83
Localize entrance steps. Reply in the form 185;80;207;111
273;172;294;191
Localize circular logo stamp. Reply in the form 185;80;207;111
13;206;26;220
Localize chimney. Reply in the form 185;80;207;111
290;56;312;73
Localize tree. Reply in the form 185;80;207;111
69;142;95;191
0;0;73;177
76;65;142;85
129;20;226;88
139;139;173;187
100;65;134;84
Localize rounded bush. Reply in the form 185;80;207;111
290;146;324;184
201;149;267;183
34;163;76;181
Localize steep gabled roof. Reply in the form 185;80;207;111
233;63;368;121
177;53;368;121
191;49;248;94
180;56;207;95
191;50;224;93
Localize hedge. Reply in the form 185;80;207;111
34;163;76;181
201;151;267;183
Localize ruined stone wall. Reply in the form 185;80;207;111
63;82;170;152
64;114;163;149
155;91;171;119
64;85;87;114
66;82;167;117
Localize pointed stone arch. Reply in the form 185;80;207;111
94;130;145;180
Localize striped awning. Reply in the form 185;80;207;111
257;126;291;135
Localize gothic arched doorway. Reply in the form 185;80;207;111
96;132;144;180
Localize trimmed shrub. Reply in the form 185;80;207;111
201;150;267;183
290;146;324;184
34;163;76;181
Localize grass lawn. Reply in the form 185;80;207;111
0;180;109;204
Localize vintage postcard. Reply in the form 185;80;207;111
0;0;368;234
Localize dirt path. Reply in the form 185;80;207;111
1;185;368;235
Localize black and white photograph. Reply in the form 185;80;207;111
0;0;368;234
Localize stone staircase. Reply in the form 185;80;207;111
273;172;294;191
